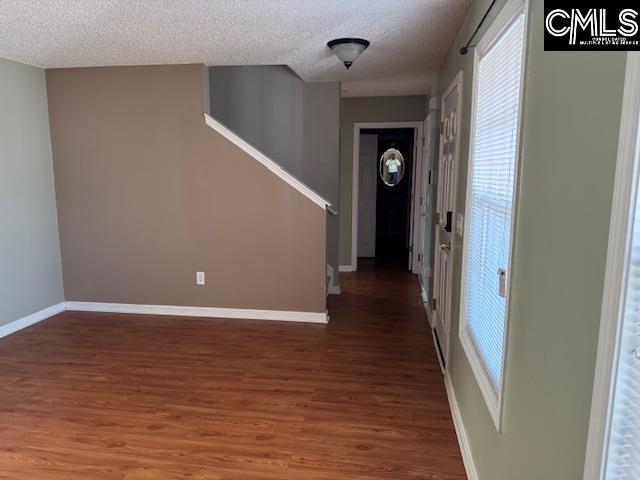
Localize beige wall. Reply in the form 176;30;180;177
436;0;626;478
47;64;326;313
339;96;427;265
0;57;64;326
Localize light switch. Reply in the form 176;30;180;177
196;271;205;285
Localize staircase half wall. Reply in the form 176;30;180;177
209;66;341;292
46;64;328;321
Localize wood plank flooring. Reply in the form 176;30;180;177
0;261;466;479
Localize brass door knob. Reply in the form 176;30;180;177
440;243;451;252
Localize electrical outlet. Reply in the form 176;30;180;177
196;271;205;285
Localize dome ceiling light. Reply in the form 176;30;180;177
327;38;370;69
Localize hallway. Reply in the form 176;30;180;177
329;260;465;478
0;263;465;479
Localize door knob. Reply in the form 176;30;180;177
440;243;451;252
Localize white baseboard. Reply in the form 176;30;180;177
424;304;435;329
0;301;328;341
445;373;480;480
432;327;446;374
327;284;342;295
0;302;66;339
65;302;328;324
339;265;355;272
421;288;436;328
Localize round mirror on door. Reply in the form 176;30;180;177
379;148;405;187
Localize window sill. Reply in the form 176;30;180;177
459;325;504;432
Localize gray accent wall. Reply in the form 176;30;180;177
303;82;341;285
210;66;305;178
0;57;64;326
435;0;627;478
210;66;341;285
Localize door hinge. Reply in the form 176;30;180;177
418;253;422;262
435;212;440;225
440;121;445;132
431;298;437;310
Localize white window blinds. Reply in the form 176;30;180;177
604;158;640;479
462;11;525;389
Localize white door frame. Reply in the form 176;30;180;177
351;121;424;271
419;97;441;309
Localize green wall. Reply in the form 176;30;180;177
0;57;64;326
437;0;627;478
339;96;427;266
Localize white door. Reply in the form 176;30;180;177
433;74;462;364
357;134;378;258
418;110;439;303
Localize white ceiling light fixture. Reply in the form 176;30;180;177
327;38;370;69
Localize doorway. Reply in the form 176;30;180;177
351;122;423;271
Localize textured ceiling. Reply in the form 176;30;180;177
0;0;471;97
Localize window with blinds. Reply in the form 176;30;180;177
459;0;526;428
605;176;640;479
597;103;640;478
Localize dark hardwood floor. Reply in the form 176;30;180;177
0;260;466;479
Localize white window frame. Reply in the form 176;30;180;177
583;51;640;480
458;0;529;432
